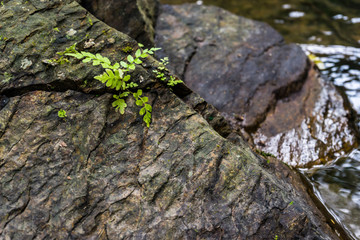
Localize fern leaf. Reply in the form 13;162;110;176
101;63;111;69
145;104;152;112
142;97;148;103
82;57;92;63
81;51;95;59
135;49;141;58
127;55;134;63
65;52;84;59
140;53;148;58
143;112;151;127
134;58;142;64
116;80;122;91
112;98;127;114
113;63;120;69
115;69;124;79
135;100;143;106
128;64;135;70
123;75;131;82
120;61;128;68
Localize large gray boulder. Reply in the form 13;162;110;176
155;4;359;167
0;0;344;239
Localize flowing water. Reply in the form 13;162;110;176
160;0;360;238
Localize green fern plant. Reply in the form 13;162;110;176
56;43;180;127
153;57;183;87
58;109;67;118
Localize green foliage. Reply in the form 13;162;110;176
274;235;278;240
58;109;67;118
47;44;78;65
256;149;276;158
57;42;172;127
168;75;183;87
2;72;12;83
87;17;93;26
153;57;183;87
0;35;8;41
121;46;133;53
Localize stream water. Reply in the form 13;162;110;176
160;0;360;238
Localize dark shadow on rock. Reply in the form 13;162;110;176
76;0;159;47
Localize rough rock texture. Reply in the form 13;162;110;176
77;0;159;47
155;4;359;167
0;0;344;239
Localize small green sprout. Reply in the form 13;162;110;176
121;46;133;53
256;149;276;158
274;235;278;240
153;57;183;87
88;17;93;26
3;72;12;82
53;27;60;32
168;75;183;86
58;109;67;118
289;201;294;206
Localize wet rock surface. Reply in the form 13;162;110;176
77;0;159;47
0;0;345;239
252;67;358;167
155;4;359;167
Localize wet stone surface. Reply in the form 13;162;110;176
252;67;358;167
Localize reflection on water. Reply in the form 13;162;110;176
161;0;360;238
301;44;360;114
305;149;360;239
300;45;360;239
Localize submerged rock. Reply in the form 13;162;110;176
155;4;358;167
0;0;345;239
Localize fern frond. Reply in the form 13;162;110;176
59;42;164;127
